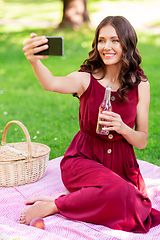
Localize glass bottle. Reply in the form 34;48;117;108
96;85;112;135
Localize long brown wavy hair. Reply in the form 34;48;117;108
80;16;147;100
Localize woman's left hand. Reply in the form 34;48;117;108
99;111;125;135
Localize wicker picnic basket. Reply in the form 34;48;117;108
0;121;51;187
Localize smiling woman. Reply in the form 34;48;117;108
18;15;160;233
81;16;145;99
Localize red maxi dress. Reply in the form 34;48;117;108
55;74;160;233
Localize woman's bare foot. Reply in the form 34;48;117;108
19;200;58;225
25;191;70;205
25;195;55;205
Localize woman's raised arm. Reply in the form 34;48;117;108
23;33;90;96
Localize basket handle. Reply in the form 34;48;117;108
1;120;32;160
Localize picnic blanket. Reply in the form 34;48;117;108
0;156;160;240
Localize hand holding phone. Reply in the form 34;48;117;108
35;37;64;56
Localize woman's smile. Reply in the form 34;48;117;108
103;52;116;58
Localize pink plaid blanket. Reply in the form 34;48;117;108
0;157;160;240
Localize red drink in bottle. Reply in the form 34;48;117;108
96;85;112;135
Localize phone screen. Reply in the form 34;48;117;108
35;37;64;56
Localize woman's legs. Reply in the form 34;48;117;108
19;156;152;232
19;201;58;225
56;157;152;232
24;190;70;205
19;191;70;225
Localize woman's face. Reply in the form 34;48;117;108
97;25;123;67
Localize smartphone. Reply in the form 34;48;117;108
35;37;64;56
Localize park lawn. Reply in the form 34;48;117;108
134;32;160;166
0;26;92;160
0;0;160;165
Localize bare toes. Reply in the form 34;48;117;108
19;214;27;224
19;200;58;225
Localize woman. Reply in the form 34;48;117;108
19;16;160;233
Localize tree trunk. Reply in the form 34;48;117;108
59;0;91;30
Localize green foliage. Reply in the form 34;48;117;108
0;0;160;165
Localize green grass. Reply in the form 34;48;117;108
0;0;160;165
134;32;160;166
0;25;93;160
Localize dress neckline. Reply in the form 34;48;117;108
91;74;118;93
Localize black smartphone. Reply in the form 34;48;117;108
35;37;64;56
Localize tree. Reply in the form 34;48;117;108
59;0;91;30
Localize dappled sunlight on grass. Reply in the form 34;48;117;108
138;32;160;46
0;0;62;20
0;0;62;33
